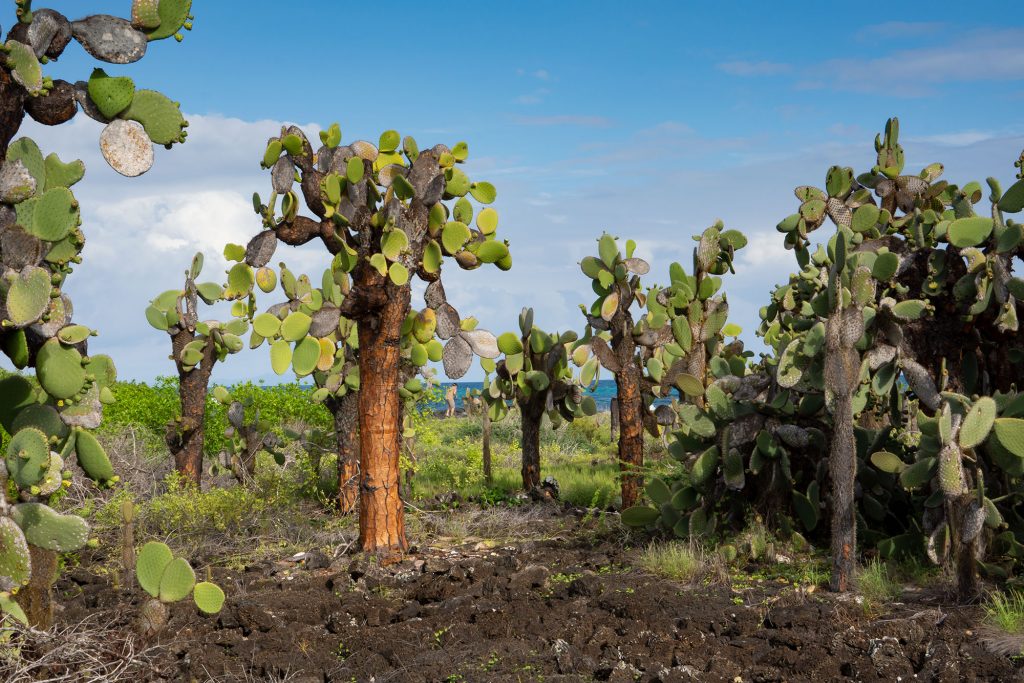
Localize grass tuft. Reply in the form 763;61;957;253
637;542;713;583
856;558;901;611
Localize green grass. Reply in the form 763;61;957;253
406;410;626;507
637;542;713;583
857;558;902;610
984;591;1024;634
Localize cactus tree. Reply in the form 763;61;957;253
146;251;248;484
0;1;192;627
482;308;596;492
251;124;507;552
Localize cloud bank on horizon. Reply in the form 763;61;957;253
5;3;1023;385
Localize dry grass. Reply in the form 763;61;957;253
411;504;561;546
0;613;162;682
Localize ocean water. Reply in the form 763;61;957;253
431;379;670;413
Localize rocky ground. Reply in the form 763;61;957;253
15;504;1024;682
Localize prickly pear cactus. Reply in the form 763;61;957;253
582;227;746;510
135;540;223;639
145;251;248;485
0;2;194;626
251;123;509;553
480;307;595;491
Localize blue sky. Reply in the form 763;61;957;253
10;1;1024;383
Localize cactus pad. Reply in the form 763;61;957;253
960;397;997;450
193;581;225;614
74;429;115;483
158;557;195;603
5;427;50;488
992;418;1024;459
72;15;148;64
136;541;173;598
5;265;51;327
87;68;136;120
0;159;37;204
121;89;187;145
143;0;194;42
4;39;43;94
0;517;31;590
35;338;87;400
11;502;90;552
29;187;78;241
100;119;154;177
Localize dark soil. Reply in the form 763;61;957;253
50;505;1024;682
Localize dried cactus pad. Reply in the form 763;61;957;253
99;119;154;177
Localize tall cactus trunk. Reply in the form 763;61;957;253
328;392;360;514
482;409;493;487
16;546;57;629
356;272;410;554
520;396;545;491
610;398;619;442
949;493;980;601
0;69;26;159
616;359;644;509
826;305;860;593
167;328;215;486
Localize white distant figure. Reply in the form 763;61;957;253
445;383;458;418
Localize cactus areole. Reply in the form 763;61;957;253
252;125;508;552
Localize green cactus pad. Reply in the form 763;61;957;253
441;221;470;254
6;265;51;327
136;541;173;598
11;403;68;441
270;339;292;375
121;89;186;145
5;427;50;488
11;503;90;552
292;336;320;377
0;516;31;589
143;0;193;41
193;581;225;614
159;557;196;603
947;217;994;248
223;262;254;299
281;312;312;342
959;397;997;449
999;178;1024;213
74;429;115;482
7;137;45;191
131;0;162;29
4;39;43;95
620;506;659;527
992;418;1024;459
469;181;496;204
36;452;65;496
87;68;135;119
42;153;86;192
35;338;87;400
29;187;78;241
899;457;936;489
870;450;907;474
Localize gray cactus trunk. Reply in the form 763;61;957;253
166;327;216;486
483;410;493;487
520;396;546;491
327;392;360;514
